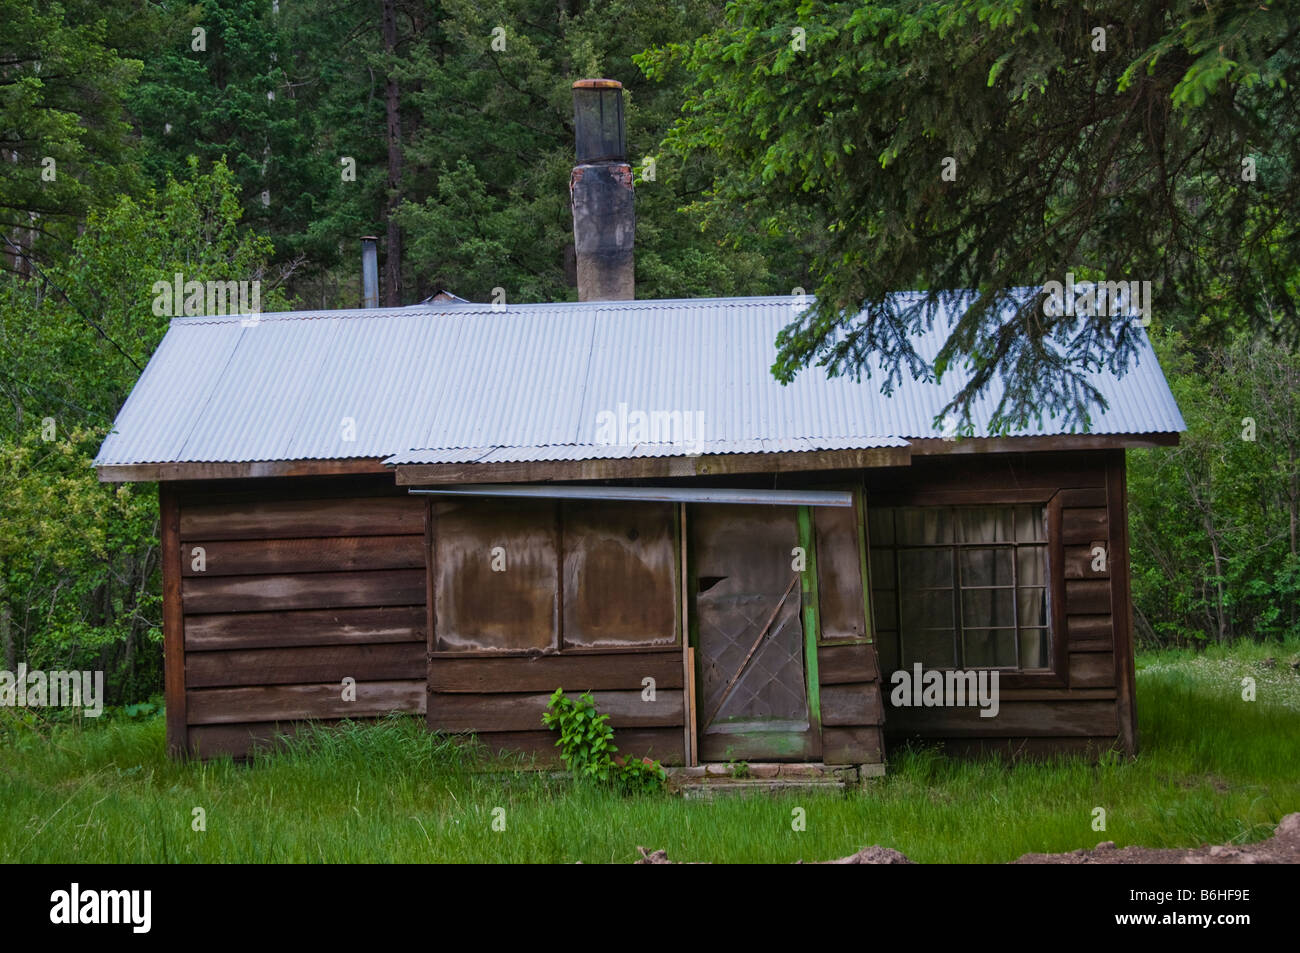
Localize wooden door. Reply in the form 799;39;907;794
691;504;820;762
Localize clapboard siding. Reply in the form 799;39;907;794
886;700;1119;737
186;642;426;688
427;651;688;765
181;535;424;576
1067;614;1113;651
427;651;682;694
873;451;1129;754
814;642;885;763
166;450;1139;764
185;606;425;652
821;682;885;727
1068;651;1117;688
471;729;686;766
925;736;1123;760
175;479;428;758
428;690;682;732
1063;544;1110;579
183;569;425;613
817;643;879;685
1066;579;1111;615
188;720;339;759
187;680;427;724
1061;507;1108;544
180;496;424;541
822;726;885;764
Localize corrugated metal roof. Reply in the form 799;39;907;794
94;294;1185;468
392;437;910;466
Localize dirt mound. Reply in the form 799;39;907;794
633;813;1300;864
1012;812;1300;864
817;845;914;864
635;843;912;864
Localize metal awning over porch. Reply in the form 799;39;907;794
408;484;854;506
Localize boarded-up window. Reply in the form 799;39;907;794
431;497;680;653
561;501;678;648
432;498;558;652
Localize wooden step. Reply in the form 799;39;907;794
667;761;884;797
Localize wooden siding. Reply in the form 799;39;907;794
426;650;687;766
869;451;1132;755
817;643;885;764
174;476;427;758
164;450;1138;764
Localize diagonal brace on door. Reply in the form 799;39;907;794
700;573;800;731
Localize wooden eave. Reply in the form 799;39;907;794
94;433;1180;485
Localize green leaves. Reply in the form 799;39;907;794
656;0;1300;430
0;157;284;705
1129;330;1300;645
542;688;666;794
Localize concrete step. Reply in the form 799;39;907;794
667;762;884;798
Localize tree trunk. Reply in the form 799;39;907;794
382;0;403;306
0;565;13;672
1203;513;1230;644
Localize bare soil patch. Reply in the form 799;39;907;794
633;813;1300;864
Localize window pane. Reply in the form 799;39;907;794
955;507;1014;543
898;507;951;544
877;631;900;675
899;548;953;588
961;588;1014;628
902;591;955;630
876;505;1055;675
1018;587;1048;628
433;498;558;652
1015;505;1047;542
903;628;957;668
1018;628;1050;669
562;501;677;648
872;589;898;630
871;549;896;589
959;547;1013;587
1017;546;1046;586
868;510;894;546
963;628;1018;667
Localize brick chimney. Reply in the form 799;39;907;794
570;79;634;301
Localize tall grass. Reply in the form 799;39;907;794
2;639;1297;863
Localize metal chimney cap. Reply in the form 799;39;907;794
360;235;379;241
573;78;622;90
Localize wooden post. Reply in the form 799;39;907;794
854;486;875;645
679;502;695;766
797;505;823;753
425;498;437;729
159;484;188;758
1108;451;1139;756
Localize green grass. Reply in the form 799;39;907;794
2;638;1298;863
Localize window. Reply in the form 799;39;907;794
869;505;1050;673
430;498;678;653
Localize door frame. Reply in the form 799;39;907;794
684;501;825;763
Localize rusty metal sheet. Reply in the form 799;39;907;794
561;501;678;648
432;499;557;652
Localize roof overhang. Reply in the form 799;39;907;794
393;445;912;486
91;432;1180;484
95;458;390;483
410;484;854;507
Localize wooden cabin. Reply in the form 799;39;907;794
95;81;1184;769
94;293;1184;767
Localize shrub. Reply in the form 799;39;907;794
541;688;666;794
